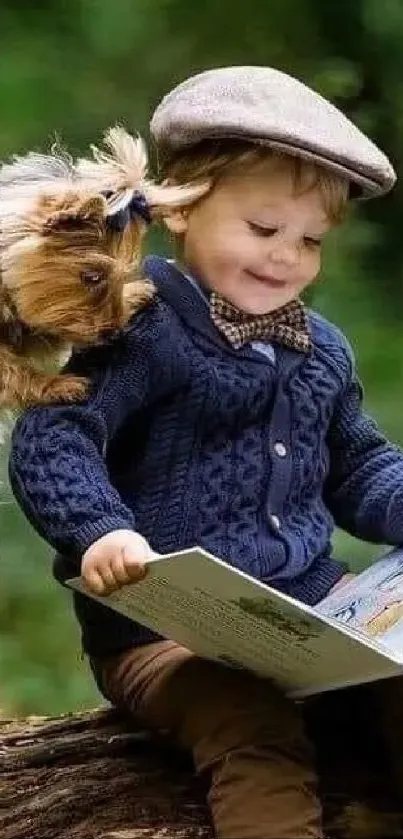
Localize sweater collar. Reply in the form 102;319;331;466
143;255;309;371
143;255;235;353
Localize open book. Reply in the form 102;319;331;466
68;546;403;698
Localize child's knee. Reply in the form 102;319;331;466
179;658;307;757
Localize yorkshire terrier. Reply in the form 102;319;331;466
0;126;203;410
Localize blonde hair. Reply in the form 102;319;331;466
159;139;350;225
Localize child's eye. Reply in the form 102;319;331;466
304;236;322;249
248;221;277;237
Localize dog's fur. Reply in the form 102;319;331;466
0;127;207;409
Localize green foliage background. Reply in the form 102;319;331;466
1;0;403;715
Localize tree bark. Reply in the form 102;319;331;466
1;700;403;839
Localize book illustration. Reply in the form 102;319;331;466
317;549;403;643
377;567;403;593
233;596;324;642
320;590;403;639
326;598;366;627
365;601;403;636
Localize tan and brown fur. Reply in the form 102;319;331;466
0;127;206;410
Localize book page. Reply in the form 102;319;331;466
68;547;403;697
317;547;403;655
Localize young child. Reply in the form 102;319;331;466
8;66;403;838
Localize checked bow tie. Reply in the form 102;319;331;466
210;292;311;353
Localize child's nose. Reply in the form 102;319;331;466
268;238;299;267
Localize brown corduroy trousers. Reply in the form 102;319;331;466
92;640;403;839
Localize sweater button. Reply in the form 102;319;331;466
274;442;287;457
269;514;281;530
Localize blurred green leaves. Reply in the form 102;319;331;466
1;0;403;714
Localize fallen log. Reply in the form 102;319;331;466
1;696;403;839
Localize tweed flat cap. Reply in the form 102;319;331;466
150;66;396;199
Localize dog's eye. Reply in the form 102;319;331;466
80;270;106;288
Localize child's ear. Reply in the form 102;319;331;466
162;207;189;235
155;176;191;235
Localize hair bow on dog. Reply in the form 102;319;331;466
104;190;152;232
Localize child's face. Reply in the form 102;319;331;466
167;161;333;314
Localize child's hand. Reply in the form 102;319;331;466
81;529;153;596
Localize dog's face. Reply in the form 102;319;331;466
1;192;153;345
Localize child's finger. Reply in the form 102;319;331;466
122;547;147;581
98;562;120;593
110;552;132;584
82;567;107;596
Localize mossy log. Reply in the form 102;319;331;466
1;698;403;838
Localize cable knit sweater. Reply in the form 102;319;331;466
8;255;403;658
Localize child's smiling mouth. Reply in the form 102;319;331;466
244;269;287;289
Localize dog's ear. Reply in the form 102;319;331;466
40;194;107;235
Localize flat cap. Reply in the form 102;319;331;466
150;66;396;199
